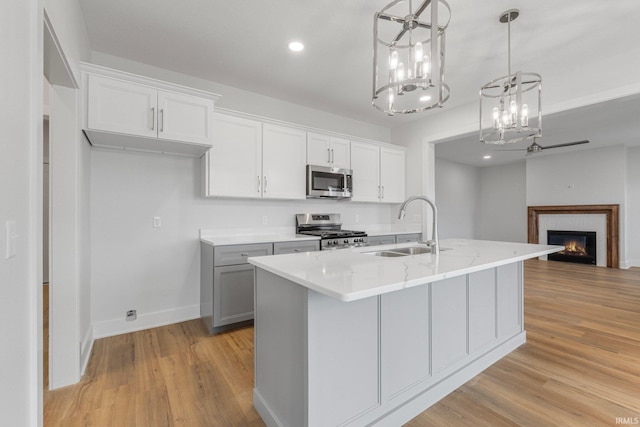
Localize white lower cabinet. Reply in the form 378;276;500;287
351;141;405;203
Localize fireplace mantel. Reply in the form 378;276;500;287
527;204;619;268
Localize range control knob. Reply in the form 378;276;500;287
344;239;349;244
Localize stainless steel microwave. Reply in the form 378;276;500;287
306;165;352;199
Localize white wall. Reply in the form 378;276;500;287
44;0;92;389
0;0;42;425
90;148;394;336
84;52;401;336
477;162;527;243
626;146;640;266
526;145;628;265
434;159;480;239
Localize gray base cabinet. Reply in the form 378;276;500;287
366;234;396;246
200;242;273;334
201;239;318;334
253;262;524;426
396;233;421;244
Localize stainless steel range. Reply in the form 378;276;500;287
296;213;367;250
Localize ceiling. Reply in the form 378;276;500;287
79;0;640;163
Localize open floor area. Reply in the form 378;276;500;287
44;260;640;426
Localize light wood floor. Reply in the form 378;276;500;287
44;260;640;426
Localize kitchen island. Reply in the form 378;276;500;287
248;239;562;427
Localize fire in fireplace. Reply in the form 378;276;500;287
547;230;596;265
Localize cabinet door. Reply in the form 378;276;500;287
380;147;405;203
350;141;380;202
262;124;307;200
396;233;421;244
273;240;320;255
87;75;157;138
307;133;350;169
157;90;214;145
213;264;255;327
206;114;262;198
329;136;351;169
367;235;396;246
307;132;331;167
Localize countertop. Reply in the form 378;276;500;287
199;225;420;246
200;227;319;246
248;239;563;302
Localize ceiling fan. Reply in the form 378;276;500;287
497;138;589;155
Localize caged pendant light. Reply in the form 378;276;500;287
372;0;451;115
480;9;542;144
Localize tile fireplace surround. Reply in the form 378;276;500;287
527;204;620;268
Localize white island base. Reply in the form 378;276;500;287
253;261;526;427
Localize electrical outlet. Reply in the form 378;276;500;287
153;216;162;228
261;215;268;225
126;310;137;321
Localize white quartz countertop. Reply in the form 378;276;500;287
200;233;319;246
248;239;563;302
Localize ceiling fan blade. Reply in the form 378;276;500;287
494;148;528;152
540;140;590;150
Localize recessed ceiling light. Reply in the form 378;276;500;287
420;95;432;102
288;41;304;52
483;155;492;160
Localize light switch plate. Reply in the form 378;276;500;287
153;217;162;228
5;220;17;259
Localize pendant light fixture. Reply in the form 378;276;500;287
480;9;542;144
372;0;451;115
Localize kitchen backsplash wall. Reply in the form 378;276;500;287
90;147;403;337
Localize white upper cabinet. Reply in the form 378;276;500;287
379;147;405;203
307;132;351;169
157;91;214;145
351;141;381;202
82;64;219;157
203;115;306;200
87;76;158;138
262;124;307;200
204;114;262;198
351;141;405;203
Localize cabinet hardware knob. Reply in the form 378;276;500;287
241;253;249;257
160;109;164;132
151;107;155;130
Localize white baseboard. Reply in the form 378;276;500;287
80;325;94;375
92;304;200;339
621;259;640;269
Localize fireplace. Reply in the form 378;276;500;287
547;230;596;265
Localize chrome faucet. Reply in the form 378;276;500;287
398;195;439;255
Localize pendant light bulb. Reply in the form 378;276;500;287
390;50;398;70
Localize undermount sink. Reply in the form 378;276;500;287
366;250;407;257
363;246;451;257
392;246;433;255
